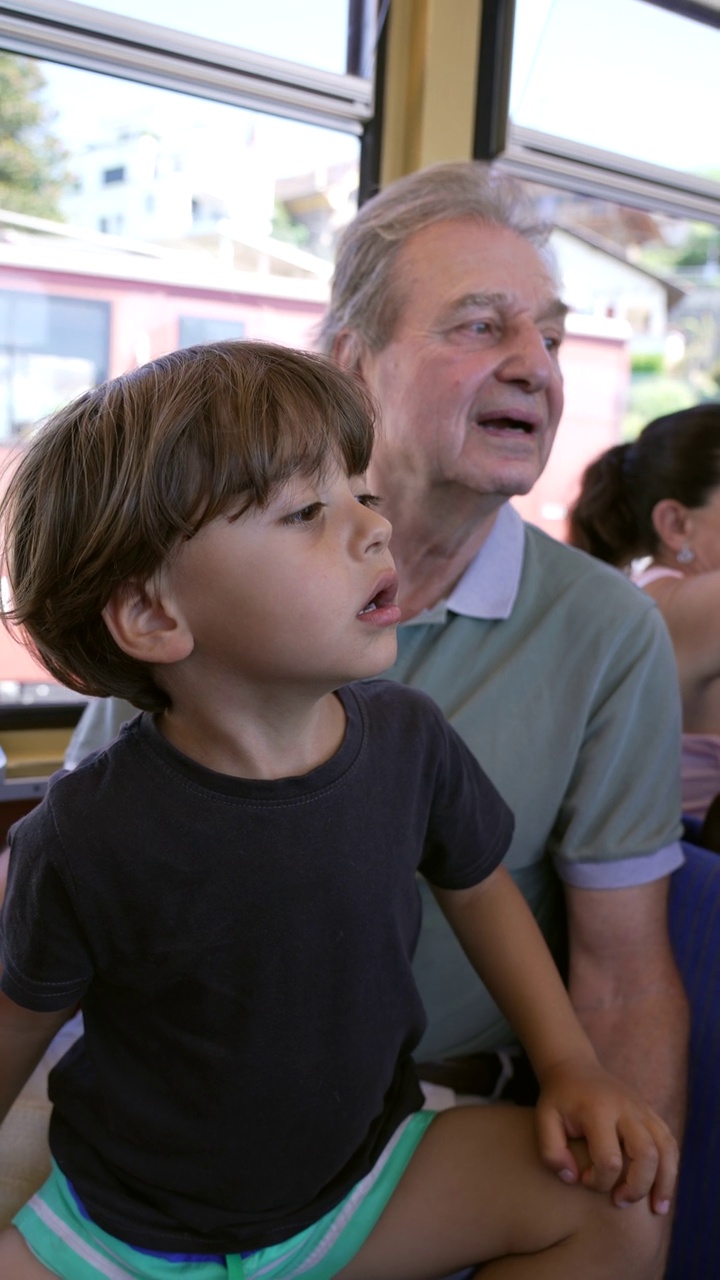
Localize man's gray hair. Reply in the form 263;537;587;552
317;160;552;357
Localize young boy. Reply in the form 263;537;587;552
0;341;676;1280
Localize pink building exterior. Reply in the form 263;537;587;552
0;263;629;686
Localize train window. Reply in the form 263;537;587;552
179;316;246;346
505;0;720;221
0;291;109;439
0;47;358;363
0;1;371;686
512;0;720;180
71;0;356;76
489;0;720;540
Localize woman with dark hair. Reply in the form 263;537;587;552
568;404;720;825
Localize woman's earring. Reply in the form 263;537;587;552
677;544;695;565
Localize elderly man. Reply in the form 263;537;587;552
54;163;688;1270
317;161;687;1139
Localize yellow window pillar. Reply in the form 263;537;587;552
380;0;484;186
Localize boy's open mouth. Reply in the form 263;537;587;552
358;572;399;616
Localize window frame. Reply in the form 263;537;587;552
0;0;374;133
477;0;720;226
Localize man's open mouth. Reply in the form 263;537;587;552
476;416;536;434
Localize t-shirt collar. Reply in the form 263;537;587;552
402;502;525;626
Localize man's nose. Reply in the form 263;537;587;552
496;322;555;390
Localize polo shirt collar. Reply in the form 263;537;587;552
403;502;525;626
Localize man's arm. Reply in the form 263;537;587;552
433;867;678;1211
565;877;688;1140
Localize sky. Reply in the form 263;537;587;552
511;0;720;177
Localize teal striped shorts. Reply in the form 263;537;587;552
13;1110;436;1280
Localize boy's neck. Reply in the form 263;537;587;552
157;688;347;781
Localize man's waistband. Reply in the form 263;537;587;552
415;1050;539;1105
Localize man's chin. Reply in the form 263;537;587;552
468;466;546;501
457;442;551;499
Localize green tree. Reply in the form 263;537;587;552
0;53;72;219
271;200;310;249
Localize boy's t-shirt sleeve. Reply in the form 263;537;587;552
0;795;94;1011
414;695;514;891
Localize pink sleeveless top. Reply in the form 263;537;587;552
631;563;720;818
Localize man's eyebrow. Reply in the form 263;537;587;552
539;299;570;323
442;292;506;318
441;293;569;323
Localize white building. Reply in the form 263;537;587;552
61;124;275;246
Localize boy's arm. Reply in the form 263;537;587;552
0;988;76;1125
431;866;678;1213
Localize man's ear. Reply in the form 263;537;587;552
332;329;366;374
102;579;194;665
651;498;692;555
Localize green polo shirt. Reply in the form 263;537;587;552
388;503;684;1056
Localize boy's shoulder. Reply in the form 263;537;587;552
57;708;143;785
348;676;445;720
346;678;465;758
15;711;144;834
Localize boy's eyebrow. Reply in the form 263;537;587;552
441;292;569;324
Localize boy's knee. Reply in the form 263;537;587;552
585;1195;669;1280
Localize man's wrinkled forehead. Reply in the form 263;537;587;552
386;218;565;332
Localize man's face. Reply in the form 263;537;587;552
357;217;566;502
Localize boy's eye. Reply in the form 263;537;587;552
356;492;381;510
282;502;325;526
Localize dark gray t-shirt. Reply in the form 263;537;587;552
0;679;512;1253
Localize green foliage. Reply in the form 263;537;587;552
271;200;310;249
674;224;720;269
630;352;664;376
623;375;698;440
0;54;72;220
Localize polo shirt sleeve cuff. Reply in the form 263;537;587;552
553;841;685;889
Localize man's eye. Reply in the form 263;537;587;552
543;334;563;352
460;320;490;336
283;503;324;526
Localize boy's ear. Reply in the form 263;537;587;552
102;579;194;665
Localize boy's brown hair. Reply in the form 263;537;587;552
0;340;376;712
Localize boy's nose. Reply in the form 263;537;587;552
358;503;392;553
